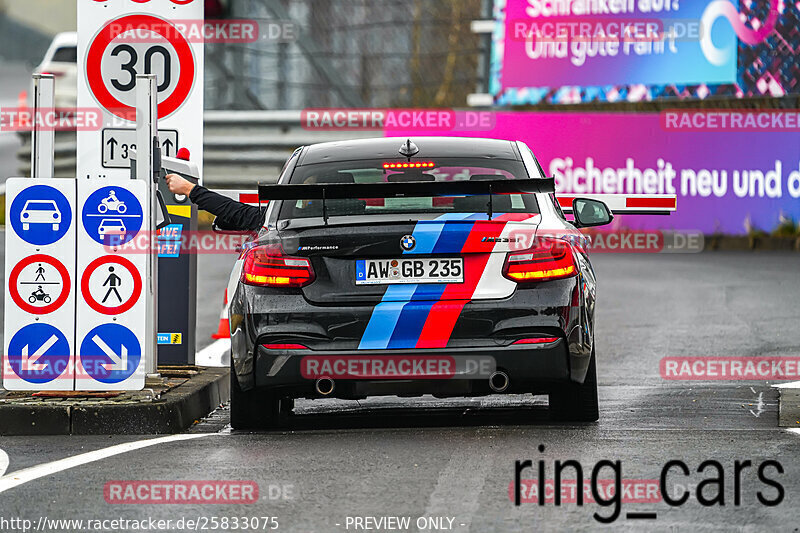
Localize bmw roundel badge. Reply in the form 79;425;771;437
400;235;416;251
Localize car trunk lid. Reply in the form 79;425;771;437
282;213;540;305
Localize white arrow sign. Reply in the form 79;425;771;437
0;449;8;477
20;334;59;372
93;334;128;372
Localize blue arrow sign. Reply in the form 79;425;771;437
9;185;72;245
7;324;71;384
82;186;143;245
80;324;141;383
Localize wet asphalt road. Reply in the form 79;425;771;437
1;251;799;532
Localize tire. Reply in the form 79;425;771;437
549;350;599;422
43;296;51;303
229;361;288;430
28;296;36;303
117;204;127;214
98;204;108;213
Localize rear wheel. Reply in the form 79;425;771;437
549;350;599;422
230;362;289;430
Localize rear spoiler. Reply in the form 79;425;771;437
258;178;556;223
558;194;677;215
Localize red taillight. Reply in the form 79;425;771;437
262;343;307;350
502;237;577;283
241;244;315;288
512;337;560;345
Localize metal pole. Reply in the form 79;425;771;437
136;75;160;378
30;74;55;178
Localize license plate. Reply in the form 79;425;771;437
355;258;464;285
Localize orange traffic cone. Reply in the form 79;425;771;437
211;289;230;339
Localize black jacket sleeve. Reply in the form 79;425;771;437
189;185;266;231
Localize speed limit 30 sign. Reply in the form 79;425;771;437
77;0;204;182
86;14;195;121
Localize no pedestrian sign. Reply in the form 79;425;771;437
81;256;143;315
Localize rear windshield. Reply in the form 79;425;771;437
51;46;77;63
278;158;539;220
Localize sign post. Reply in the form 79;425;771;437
76;0;204;181
136;75;160;378
75;179;148;390
3;180;76;390
77;0;204;368
30;74;55;179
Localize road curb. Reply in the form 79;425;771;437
777;385;800;427
0;368;230;435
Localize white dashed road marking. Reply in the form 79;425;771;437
416;438;493;532
0;449;9;477
0;433;210;495
749;392;765;418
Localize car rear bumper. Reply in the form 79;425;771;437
249;341;571;399
229;275;595;397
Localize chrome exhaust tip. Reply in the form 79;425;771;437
489;371;509;393
315;377;335;396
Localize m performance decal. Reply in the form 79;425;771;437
357;213;472;350
357;213;538;350
416;213;537;349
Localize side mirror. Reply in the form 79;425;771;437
572;198;613;228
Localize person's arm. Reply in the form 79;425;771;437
166;174;265;231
